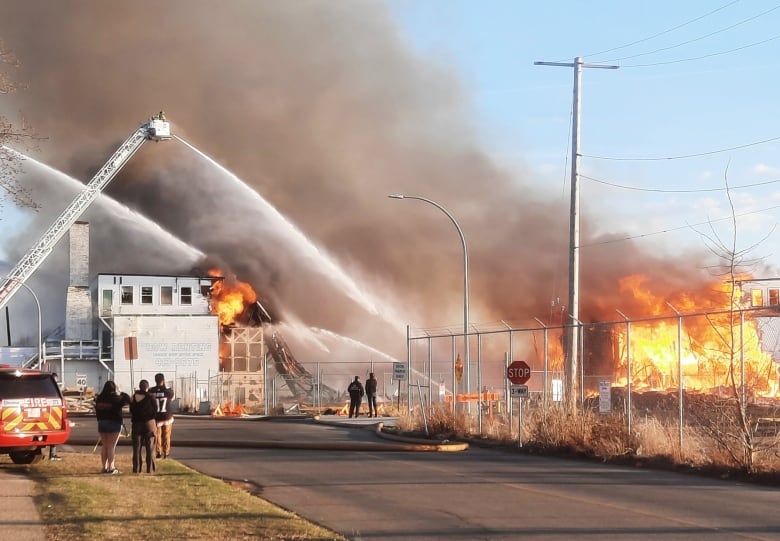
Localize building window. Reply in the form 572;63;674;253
180;286;192;305
161;286;173;305
751;289;763;307
770;289;780;306
101;289;113;316
141;286;153;305
121;286;134;305
101;330;112;355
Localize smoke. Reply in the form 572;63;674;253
0;1;724;362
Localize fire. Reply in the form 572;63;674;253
612;274;777;396
207;269;257;327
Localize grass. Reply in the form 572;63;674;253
11;451;345;541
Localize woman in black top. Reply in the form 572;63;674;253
95;380;130;474
129;379;158;474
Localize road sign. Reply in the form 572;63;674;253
124;336;138;360
599;380;611;413
392;362;408;381
510;384;529;398
507;360;531;384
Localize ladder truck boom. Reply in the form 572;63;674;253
0;113;171;312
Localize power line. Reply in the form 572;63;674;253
578;0;740;60
581;134;780;161
582;174;780;193
598;4;780;63
582;204;780;247
620;32;780;68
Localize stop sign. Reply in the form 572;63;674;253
507;360;531;384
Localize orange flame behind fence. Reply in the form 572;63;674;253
612;275;778;396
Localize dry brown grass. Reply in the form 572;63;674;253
400;397;780;481
396;404;471;438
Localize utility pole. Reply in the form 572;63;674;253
534;57;618;409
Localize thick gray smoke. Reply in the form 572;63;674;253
0;1;721;365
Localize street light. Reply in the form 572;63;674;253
1;276;43;368
388;194;470;396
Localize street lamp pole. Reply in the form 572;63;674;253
1;276;43;368
388;194;470;396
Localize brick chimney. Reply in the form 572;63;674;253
65;221;93;340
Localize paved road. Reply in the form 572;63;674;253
67;416;780;540
174;445;780;541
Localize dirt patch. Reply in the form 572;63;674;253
223;477;264;497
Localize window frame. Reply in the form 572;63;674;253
121;285;134;305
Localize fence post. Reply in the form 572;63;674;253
451;335;457;413
616;309;632;437
427;337;433;411
406;325;412;415
477;332;483;435
505;354;511;418
740;309;746;408
667;302;684;454
534;318;549;413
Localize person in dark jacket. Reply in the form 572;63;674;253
49;372;63;460
95;380;130;474
365;372;378;418
150;373;175;459
347;376;364;418
129;379;158;474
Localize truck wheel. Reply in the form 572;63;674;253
9;450;43;464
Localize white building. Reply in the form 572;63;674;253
93;273;220;410
736;278;780;364
10;222;277;413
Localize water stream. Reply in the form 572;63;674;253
5;147;204;262
174;135;395;321
7;143;408;374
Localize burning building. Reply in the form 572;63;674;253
571;274;780;398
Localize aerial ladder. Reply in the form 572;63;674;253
0;113;171;312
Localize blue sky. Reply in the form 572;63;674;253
389;0;780;271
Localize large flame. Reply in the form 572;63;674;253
207;269;257;327
613;274;778;396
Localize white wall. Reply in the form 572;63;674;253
110;314;219;396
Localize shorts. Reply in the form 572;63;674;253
98;419;123;434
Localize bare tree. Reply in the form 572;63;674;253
0;39;39;212
692;163;776;472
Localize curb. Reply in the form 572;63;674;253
66;418;469;453
313;417;469;452
65;436;465;452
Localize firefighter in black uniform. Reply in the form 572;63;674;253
347;376;364;418
365;372;379;418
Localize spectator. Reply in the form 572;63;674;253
347;376;364;418
95;380;130;474
150;373;175;459
130;379;158;474
49;372;62;460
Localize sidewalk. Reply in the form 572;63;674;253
0;468;46;541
